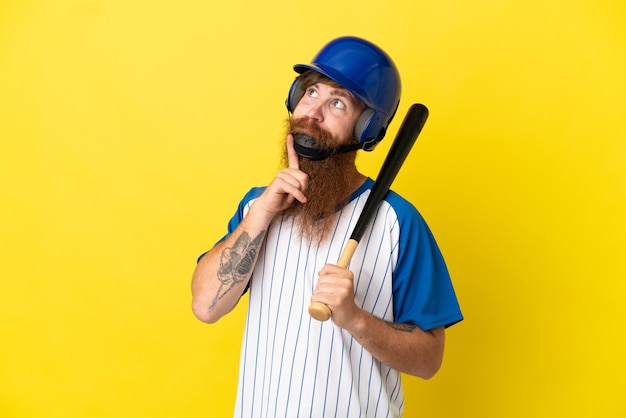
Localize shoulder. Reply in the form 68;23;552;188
355;178;419;217
232;186;266;214
226;186;267;234
383;189;419;217
381;189;426;233
241;186;266;205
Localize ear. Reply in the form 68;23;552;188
286;77;304;113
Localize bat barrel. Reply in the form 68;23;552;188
350;103;428;242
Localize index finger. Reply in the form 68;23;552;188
286;134;300;169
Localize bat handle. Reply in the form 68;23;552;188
308;240;359;322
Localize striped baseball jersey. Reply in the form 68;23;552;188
216;178;463;417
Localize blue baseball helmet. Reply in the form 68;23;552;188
286;36;401;150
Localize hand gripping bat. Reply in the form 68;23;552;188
308;103;429;321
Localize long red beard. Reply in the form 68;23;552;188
282;118;359;243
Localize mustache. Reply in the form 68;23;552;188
289;117;335;147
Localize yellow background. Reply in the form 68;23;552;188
1;0;624;417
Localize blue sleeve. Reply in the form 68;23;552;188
387;192;463;330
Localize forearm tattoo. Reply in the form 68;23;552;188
385;322;417;333
209;230;265;311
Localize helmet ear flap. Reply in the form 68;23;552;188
286;78;304;113
354;108;374;143
354;108;385;150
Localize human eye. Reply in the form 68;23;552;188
331;99;346;110
306;87;318;97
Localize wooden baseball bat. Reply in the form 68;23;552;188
308;103;429;321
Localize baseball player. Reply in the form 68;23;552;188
192;36;463;417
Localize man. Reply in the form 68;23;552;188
191;36;463;417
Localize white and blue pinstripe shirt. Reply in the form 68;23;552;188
217;178;462;417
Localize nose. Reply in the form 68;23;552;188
304;102;324;122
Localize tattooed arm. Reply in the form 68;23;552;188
350;313;446;379
191;216;268;323
191;135;309;323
